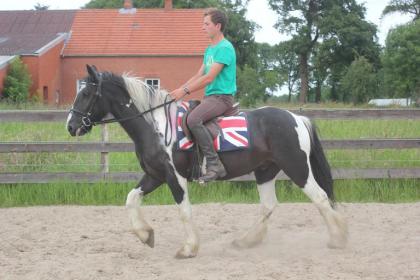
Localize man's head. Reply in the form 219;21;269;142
203;8;227;39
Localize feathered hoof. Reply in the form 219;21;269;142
327;233;348;249
231;237;262;249
134;228;155;248
175;244;198;259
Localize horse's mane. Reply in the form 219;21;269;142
119;73;170;125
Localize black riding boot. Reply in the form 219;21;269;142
190;124;227;183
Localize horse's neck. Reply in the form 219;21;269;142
109;97;178;150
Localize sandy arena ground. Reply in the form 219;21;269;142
1;203;419;280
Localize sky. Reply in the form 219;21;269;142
0;0;413;46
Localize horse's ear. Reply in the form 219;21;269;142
86;64;99;81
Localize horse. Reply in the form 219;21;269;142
66;65;348;258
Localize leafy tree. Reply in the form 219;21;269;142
274;41;299;102
2;57;32;103
236;65;265;107
382;0;420;21
339;56;378;104
34;3;49;10
381;20;420;102
268;0;379;103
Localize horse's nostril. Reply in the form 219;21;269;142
68;124;73;133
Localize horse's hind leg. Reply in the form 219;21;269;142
301;175;348;248
232;164;279;248
282;159;348;249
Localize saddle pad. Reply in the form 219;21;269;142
176;101;250;152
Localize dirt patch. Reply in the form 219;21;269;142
1;203;419;280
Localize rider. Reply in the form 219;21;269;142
170;8;236;182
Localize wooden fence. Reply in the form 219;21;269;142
1;109;419;183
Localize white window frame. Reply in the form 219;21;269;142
145;78;160;90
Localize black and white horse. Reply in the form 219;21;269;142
67;65;347;258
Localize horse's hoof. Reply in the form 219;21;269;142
144;229;155;248
232;238;250;249
134;228;155;248
174;244;198;259
327;235;347;249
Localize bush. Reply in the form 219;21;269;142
2;57;32;103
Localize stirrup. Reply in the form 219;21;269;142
197;169;227;184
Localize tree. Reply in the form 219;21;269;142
236;65;265;107
269;0;380;103
339;56;378;104
381;20;420;102
34;3;49;10
268;0;321;103
274;41;299;102
382;0;420;21
2;57;32;103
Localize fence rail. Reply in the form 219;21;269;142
1;139;419;153
1;108;420;121
1;109;419;183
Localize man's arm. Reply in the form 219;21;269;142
170;63;224;100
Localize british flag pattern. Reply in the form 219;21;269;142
177;101;250;152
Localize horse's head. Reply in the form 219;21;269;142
67;65;109;136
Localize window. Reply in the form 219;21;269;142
76;79;87;94
145;78;160;90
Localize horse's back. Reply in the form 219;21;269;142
245;106;302;135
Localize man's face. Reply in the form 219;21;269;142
202;15;221;39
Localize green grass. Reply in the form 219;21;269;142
0;179;418;207
0;105;419;206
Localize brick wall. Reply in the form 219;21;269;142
60;56;204;105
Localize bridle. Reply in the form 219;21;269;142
69;75;183;146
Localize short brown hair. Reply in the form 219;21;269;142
204;8;228;32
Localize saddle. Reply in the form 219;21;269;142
180;100;240;141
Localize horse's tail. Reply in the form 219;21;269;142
301;117;335;205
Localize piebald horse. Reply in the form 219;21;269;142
66;65;347;258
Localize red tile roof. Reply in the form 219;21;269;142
63;9;210;56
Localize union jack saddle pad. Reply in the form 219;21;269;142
177;101;250;152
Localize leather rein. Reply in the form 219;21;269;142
69;78;183;146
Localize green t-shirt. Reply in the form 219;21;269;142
203;38;237;96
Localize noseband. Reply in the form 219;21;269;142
69;79;103;131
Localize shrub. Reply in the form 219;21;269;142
2;57;32;103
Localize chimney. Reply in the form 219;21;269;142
164;0;173;10
124;0;132;9
120;0;136;14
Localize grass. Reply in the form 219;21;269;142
0;179;418;207
0;104;419;206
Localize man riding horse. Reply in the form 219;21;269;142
170;8;235;183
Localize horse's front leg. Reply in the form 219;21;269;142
126;174;162;248
166;171;199;259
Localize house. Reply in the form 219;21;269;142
0;0;209;105
0;10;76;103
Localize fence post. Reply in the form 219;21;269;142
101;124;109;174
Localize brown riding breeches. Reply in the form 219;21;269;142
186;94;234;128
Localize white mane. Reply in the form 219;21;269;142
122;74;171;125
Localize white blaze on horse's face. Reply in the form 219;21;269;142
66;82;87;129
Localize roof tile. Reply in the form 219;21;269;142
63;9;210;56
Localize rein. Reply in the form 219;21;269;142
70;78;185;146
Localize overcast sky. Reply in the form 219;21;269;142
0;0;412;46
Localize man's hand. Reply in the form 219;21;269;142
169;88;186;101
